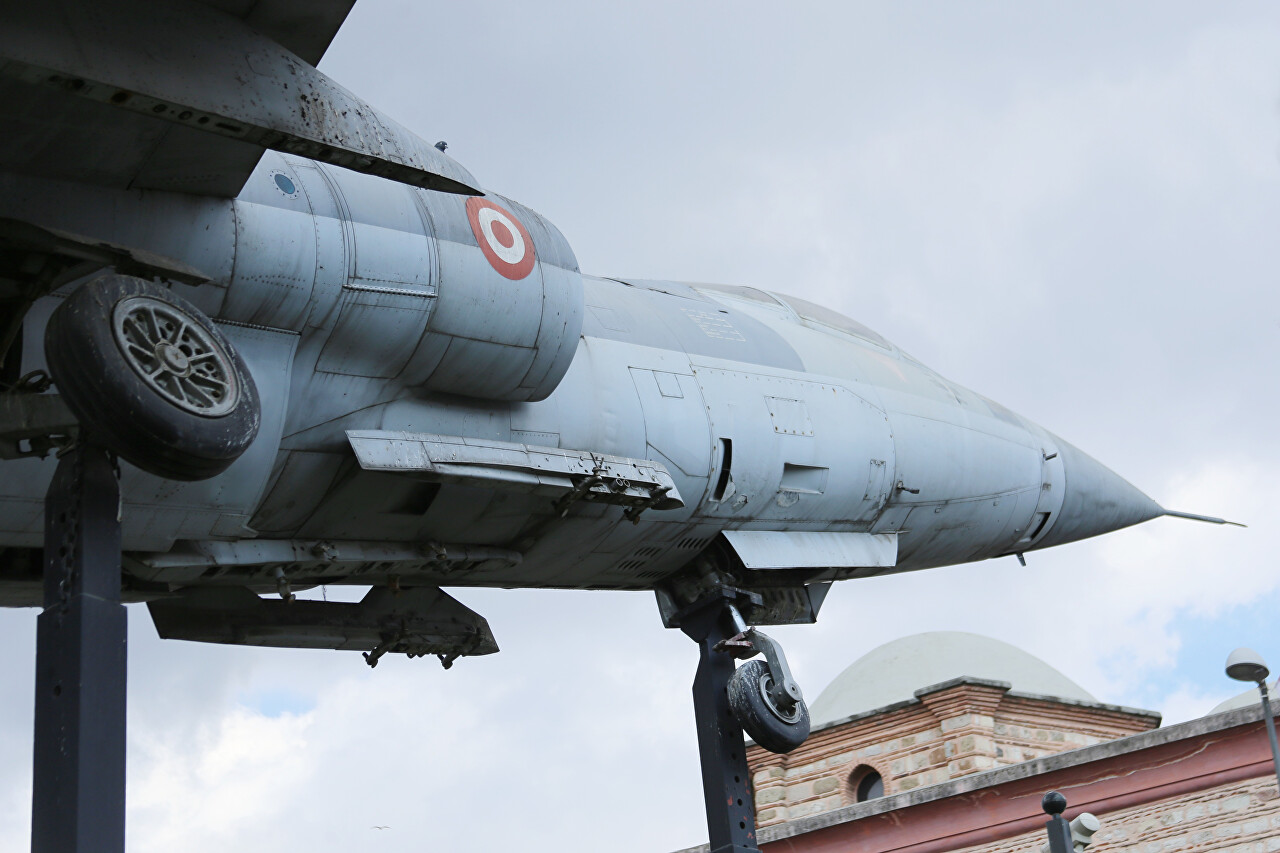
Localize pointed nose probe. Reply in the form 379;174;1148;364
1031;438;1243;550
1033;438;1162;549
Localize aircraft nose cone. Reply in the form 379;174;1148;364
1033;437;1162;549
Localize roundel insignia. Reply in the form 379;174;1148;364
466;197;536;280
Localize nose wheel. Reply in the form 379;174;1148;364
670;590;812;853
716;601;811;754
727;658;811;754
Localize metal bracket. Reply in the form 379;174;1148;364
272;566;294;602
552;464;606;517
714;606;803;713
623;484;673;524
363;626;404;668
656;578;830;629
0;391;78;459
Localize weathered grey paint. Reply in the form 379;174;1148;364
0;0;478;195
0;4;1171;611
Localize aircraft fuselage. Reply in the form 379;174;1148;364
0;150;1160;603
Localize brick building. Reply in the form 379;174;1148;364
674;632;1280;853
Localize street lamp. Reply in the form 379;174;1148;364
1225;647;1280;788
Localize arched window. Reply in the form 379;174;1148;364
848;765;884;802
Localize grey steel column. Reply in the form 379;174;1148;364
1257;681;1280;787
679;596;760;853
31;445;127;853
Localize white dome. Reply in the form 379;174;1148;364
809;632;1096;726
1209;682;1275;716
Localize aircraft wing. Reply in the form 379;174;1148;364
0;0;479;198
200;0;359;67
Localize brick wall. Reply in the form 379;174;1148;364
953;776;1280;853
748;678;1159;827
672;700;1279;853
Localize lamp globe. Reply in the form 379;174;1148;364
1225;647;1270;684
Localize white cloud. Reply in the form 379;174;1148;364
1158;684;1240;725
129;708;317;853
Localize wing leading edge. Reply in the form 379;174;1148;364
0;0;478;198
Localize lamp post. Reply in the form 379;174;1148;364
1225;647;1280;788
1041;792;1073;853
1040;792;1101;853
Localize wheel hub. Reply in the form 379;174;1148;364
155;341;191;375
111;295;238;417
758;672;803;724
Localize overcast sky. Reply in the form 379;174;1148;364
3;2;1279;852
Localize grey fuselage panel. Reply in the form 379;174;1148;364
1;151;1082;598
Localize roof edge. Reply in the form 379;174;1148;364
913;676;1012;699
804;676;1160;738
756;699;1276;847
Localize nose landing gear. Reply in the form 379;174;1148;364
669;589;812;853
725;633;810;755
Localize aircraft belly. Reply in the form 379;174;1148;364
248;450;347;534
300;479;530;545
475;338;717;588
888;489;1035;569
281;335;716;590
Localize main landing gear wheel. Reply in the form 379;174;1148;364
44;275;260;481
727;658;811;754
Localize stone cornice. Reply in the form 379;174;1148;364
807;677;1160;738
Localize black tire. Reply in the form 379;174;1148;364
44;275;260;481
727;659;810;754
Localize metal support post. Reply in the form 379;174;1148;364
678;594;760;853
31;445;127;853
1041;792;1073;853
1258;681;1280;788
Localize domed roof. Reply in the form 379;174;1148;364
809;632;1096;726
1209;682;1275;716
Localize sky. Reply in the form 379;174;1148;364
3;2;1280;852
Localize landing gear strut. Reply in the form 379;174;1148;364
671;589;811;853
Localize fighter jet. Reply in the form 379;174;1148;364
0;0;1232;761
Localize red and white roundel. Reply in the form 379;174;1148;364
466;197;536;280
